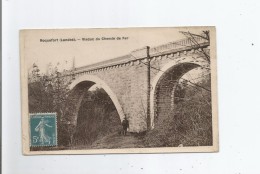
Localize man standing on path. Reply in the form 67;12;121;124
122;117;129;136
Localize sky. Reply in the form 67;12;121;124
22;27;207;74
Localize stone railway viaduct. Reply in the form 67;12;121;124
63;37;210;133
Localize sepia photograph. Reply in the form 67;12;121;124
20;27;218;154
4;0;260;173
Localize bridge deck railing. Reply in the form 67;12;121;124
150;36;208;55
72;36;209;74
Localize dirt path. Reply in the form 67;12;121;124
89;132;146;149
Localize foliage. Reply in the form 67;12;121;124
73;88;121;146
144;74;212;147
28;63;75;146
143;31;213;147
29;65;122;148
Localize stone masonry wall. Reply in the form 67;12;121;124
68;45;209;132
73;61;149;132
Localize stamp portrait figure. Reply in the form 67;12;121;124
35;118;53;145
29;113;57;147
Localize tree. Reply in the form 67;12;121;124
28;62;76;146
144;30;213;147
180;30;210;63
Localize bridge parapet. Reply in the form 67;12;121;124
71;37;209;76
149;36;208;56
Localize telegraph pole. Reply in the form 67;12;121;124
146;46;151;130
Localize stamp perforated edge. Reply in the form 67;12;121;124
29;112;58;147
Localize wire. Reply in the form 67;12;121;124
130;53;211;92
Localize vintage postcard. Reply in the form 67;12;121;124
20;27;218;155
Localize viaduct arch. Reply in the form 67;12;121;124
150;57;206;129
62;36;210;133
66;75;125;126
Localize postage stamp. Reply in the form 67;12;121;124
30;113;57;147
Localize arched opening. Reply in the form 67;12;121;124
69;75;125;121
150;60;204;129
147;59;212;147
65;75;125;147
153;63;200;123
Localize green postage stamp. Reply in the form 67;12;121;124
30;113;57;147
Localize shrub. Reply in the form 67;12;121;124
145;75;212;147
